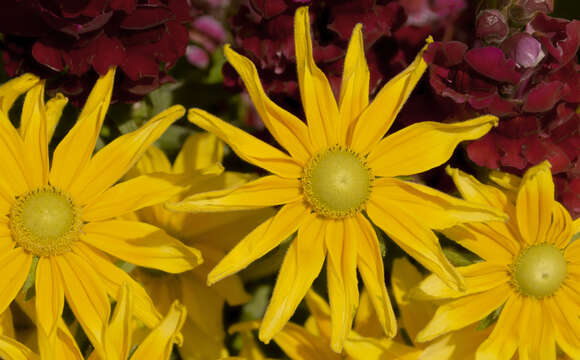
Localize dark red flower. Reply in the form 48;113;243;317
425;4;580;216
0;0;192;104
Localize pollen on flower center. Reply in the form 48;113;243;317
512;243;567;298
301;145;373;219
10;186;82;257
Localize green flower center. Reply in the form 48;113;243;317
302;146;373;219
10;186;81;257
513;243;567;298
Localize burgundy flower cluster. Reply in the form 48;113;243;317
424;0;580;216
225;0;468;127
0;0;192;103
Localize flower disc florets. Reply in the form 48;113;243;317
302;145;373;219
512;243;567;298
10;186;82;257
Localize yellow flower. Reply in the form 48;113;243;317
230;290;420;360
127;132;274;360
0;284;187;360
414;161;580;359
170;6;505;352
0;69;200;357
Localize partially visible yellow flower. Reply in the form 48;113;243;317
414;161;580;359
1;284;187;360
127;132;274;360
391;257;491;360
0;69;200;358
230;289;420;360
170;6;504;351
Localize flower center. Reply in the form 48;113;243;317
10;186;81;257
302;146;373;219
512;243;567;298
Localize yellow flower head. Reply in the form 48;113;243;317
414;161;580;359
171;6;504;352
0;69;201;358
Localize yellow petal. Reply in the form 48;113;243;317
131;301;187;360
411;262;509;301
518;298;555;360
173;132;224;173
344;334;421;360
304;290;332;340
74;242;162;328
57;250;110;358
419;324;491;360
349;38;431;155
82;172;192;221
49;67;115;191
516;161;555;246
294;6;340;150
416;283;512;342
189;243;251;305
35;257;64;336
207;200;309;285
188;108;303;178
229;321;266;360
179;271;227;345
225;45;312;162
391;257;434;344
488;170;521;192
0;110;30;201
260;214;326;343
545;294;580;359
475;295;521;360
325;218;359;352
167;175;301;212
106;283;133;360
354;213;396;338
0;335;39;360
367;115;498;177
20;82;49;187
45;93;68;142
546;201;572;249
446;167;521;253
70;105;185;205
0;308;14;337
339;24;369;144
53;322;84;360
373;177;507;230
177;317;229;360
128;145;172;178
441;223;516;265
83;220;202;273
367;196;464;291
274;322;341;360
0;248;32;315
0;73;39;113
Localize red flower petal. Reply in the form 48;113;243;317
92;34;126;75
464;47;520;84
522;81;564;113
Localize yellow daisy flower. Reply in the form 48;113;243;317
414;161;580;359
170;6;505;352
0;69;201;357
127;132;274;360
229;290;420;360
1;284;187;360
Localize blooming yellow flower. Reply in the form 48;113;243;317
127;132;274;360
0;69;200;357
0;284;187;360
230;289;420;360
170;6;505;351
414;161;580;359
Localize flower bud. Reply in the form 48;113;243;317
476;9;509;43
